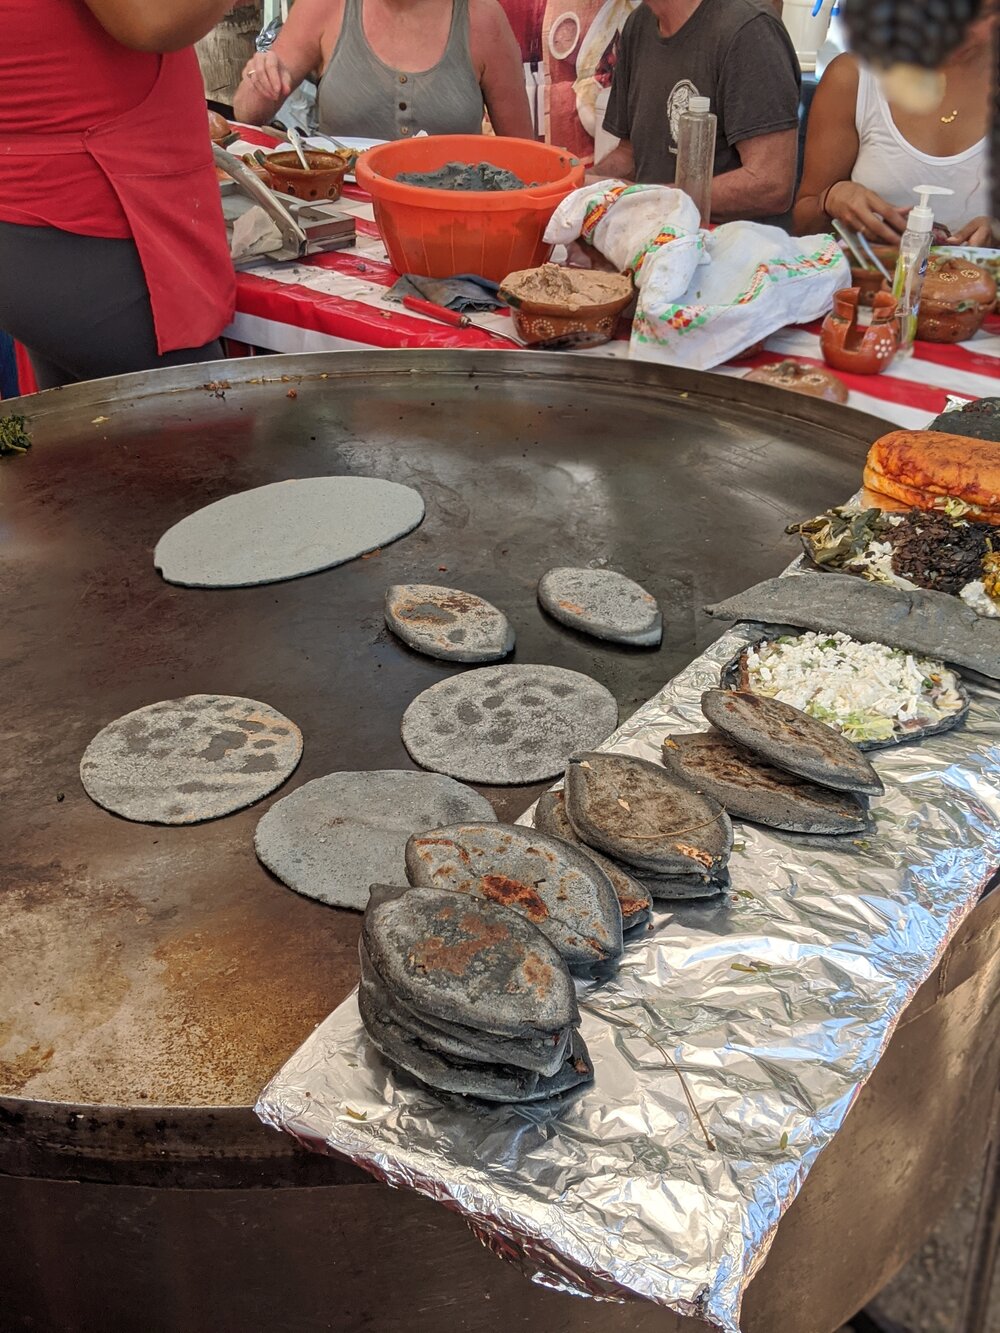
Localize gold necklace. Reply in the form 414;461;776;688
940;108;960;123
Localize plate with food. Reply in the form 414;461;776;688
787;506;1000;618
719;630;969;749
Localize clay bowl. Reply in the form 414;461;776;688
849;266;890;307
499;267;634;349
917;255;997;343
743;359;849;404
260;149;352;202
239;155;272;184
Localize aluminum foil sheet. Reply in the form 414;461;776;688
257;625;1000;1333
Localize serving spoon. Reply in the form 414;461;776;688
286;125;311;172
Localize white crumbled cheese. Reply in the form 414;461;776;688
960;581;1000;619
843;539;917;589
744;632;965;744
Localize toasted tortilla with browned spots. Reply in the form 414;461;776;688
700;688;882;796
384;584;514;663
404;823;623;967
661;730;871;834
564;751;733;876
533;790;652;931
362;884;578;1040
537;567;662;646
359;939;571;1076
80;694;301;824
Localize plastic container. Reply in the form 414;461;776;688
674;96;716;226
356;135;585;281
891;184;953;357
781;0;836;73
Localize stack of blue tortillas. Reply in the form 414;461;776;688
660;689;882;837
254;770;495;911
401;663;619;784
80;694;302;824
562;751;734;900
533;790;652;931
359;884;593;1102
154;476;425;588
405;823;624;967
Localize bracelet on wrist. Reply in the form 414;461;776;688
820;182;842;219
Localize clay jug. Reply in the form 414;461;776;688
820;288;899;375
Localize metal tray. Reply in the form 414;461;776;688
0;350;889;1175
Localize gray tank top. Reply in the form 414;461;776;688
318;0;485;141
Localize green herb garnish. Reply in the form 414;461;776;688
0;413;31;456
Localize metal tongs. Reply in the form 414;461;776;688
833;220;893;283
212;142;308;259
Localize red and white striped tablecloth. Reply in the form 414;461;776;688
229;133;998;429
8;125;998;420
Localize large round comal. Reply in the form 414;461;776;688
355;135;585;282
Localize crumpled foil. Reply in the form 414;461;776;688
257;625;1000;1333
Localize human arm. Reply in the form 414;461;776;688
705;12;801;219
232;0;330;125
590;11;635;180
471;0;535;138
82;0;238;52
589;138;634;182
711;128;798;219
793;55;910;241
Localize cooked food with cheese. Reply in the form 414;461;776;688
734;632;967;746
788;506;1000;617
864;429;1000;523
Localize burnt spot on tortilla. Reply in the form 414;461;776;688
407;912;511;978
402;601;458;626
520;952;556;1000
480;874;549;922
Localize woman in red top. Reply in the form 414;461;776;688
0;0;238;388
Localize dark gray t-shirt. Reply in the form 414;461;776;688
603;0;800;186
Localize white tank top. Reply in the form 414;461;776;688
851;65;988;232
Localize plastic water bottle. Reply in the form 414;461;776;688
675;96;717;226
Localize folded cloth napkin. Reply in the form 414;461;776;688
545;181;849;370
385;273;504;312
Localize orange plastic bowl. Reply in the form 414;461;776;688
355;135;585;282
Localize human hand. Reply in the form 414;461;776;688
824;182;910;245
241;50;293;102
943;216;996;248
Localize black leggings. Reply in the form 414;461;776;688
0;221;224;390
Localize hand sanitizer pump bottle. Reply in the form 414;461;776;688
892;184;953;357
